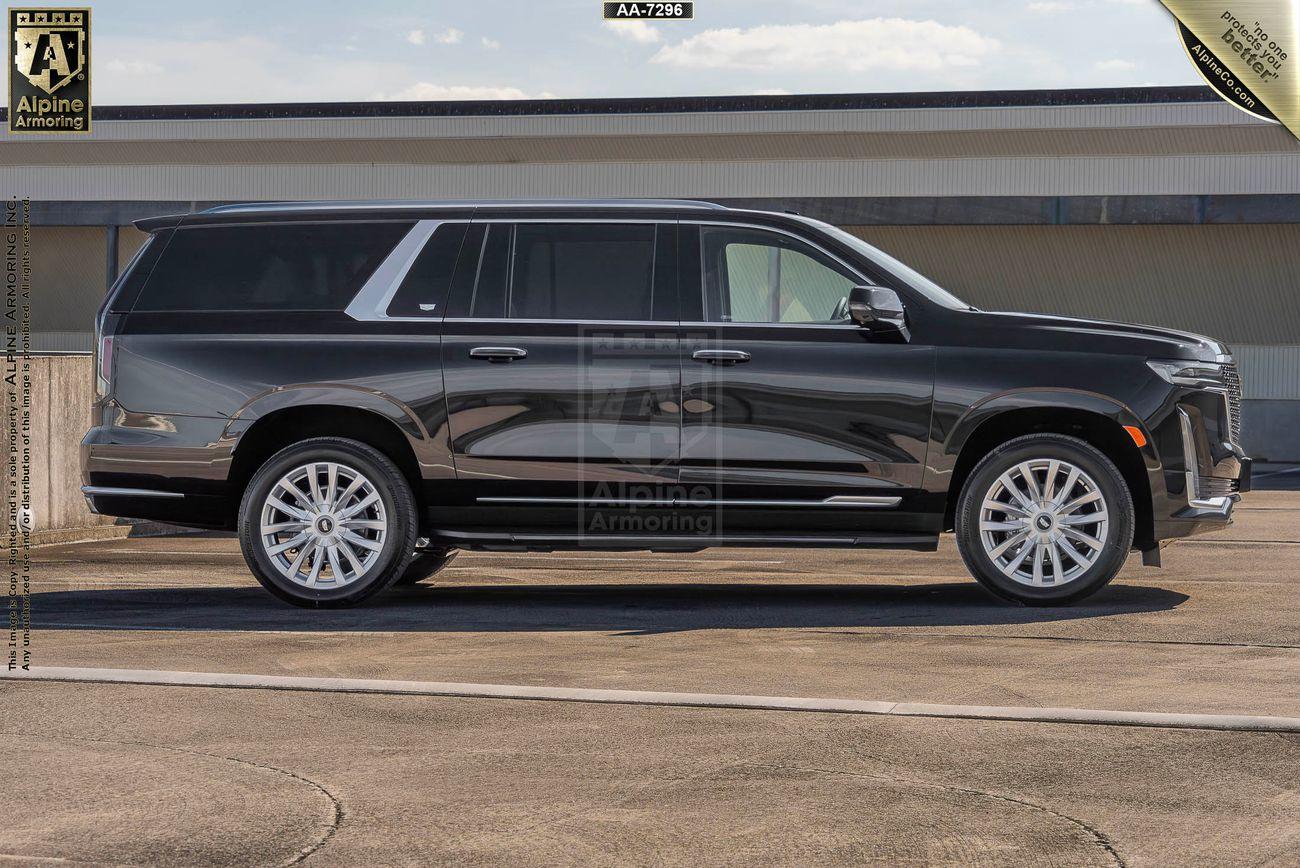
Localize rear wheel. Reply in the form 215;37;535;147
955;433;1134;606
237;437;418;608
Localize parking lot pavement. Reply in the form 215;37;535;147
4;491;1300;864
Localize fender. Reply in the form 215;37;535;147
926;387;1165;500
223;383;455;480
945;388;1151;460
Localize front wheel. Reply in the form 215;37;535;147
955;433;1134;606
237;437;419;608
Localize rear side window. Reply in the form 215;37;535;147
385;222;469;317
133;222;413;312
447;222;666;321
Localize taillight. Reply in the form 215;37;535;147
95;334;113;399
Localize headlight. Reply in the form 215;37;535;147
1146;359;1227;388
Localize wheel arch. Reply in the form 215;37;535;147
227;402;426;526
942;392;1157;548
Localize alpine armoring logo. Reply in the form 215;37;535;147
8;8;91;133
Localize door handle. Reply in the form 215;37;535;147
693;349;751;365
469;346;528;362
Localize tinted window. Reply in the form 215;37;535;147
134;222;412;312
386;223;469;317
701;226;857;324
448;223;662;321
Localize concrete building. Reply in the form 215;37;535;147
2;86;1297;484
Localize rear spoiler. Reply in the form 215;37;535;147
133;213;186;233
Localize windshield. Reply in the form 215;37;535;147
791;216;974;311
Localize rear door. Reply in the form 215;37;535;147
677;222;936;537
436;219;681;538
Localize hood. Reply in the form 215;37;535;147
958;310;1230;361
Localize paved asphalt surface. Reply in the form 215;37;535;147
3;492;1299;865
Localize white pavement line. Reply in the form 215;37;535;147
6;666;1300;733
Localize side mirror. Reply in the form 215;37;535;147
847;286;908;337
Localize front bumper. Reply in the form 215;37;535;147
1149;388;1250;543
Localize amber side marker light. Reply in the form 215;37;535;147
1123;425;1148;448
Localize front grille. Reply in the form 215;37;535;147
1223;362;1242;445
1197;477;1239;499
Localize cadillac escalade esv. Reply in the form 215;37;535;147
82;200;1251;607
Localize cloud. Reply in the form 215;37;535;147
481;36;501;50
372;83;555;101
95;34;417;103
604;19;661;44
1026;1;1073;12
753;88;790;95
1094;58;1136;71
651;18;1000;71
106;58;163;76
408;27;461;46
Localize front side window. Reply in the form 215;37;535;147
134;222;413;312
701;226;858;324
448;222;662;321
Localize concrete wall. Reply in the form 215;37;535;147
0;355;116;535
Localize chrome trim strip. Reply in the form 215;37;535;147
1178;408;1234;511
344;219;449;323
1178;407;1199;505
822;495;904;506
81;486;184;499
475;496;901;508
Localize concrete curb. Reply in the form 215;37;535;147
7;666;1300;733
31;523;199;547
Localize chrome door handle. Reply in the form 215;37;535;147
469;346;528;362
693;349;751;365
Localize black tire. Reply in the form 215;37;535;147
393;548;458;585
237;437;418;608
955;433;1134;606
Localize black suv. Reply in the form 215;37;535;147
83;200;1250;608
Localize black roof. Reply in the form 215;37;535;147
4;86;1218;123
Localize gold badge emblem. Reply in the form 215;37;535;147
7;8;91;133
13;8;85;93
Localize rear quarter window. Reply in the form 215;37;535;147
132;221;413;312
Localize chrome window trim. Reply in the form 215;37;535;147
684;219;871;285
351;216;875;327
345;219;455;322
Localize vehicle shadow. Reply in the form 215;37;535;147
31;581;1189;635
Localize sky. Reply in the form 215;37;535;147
78;0;1198;105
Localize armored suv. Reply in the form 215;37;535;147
82;200;1251;607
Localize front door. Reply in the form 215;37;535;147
438;220;681;537
677;223;936;539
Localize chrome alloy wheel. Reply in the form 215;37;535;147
978;458;1109;587
259;461;387;588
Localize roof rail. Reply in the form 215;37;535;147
202;198;729;214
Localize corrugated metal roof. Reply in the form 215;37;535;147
2;125;1294;166
6;154;1297;200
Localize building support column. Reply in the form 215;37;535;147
104;225;119;291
